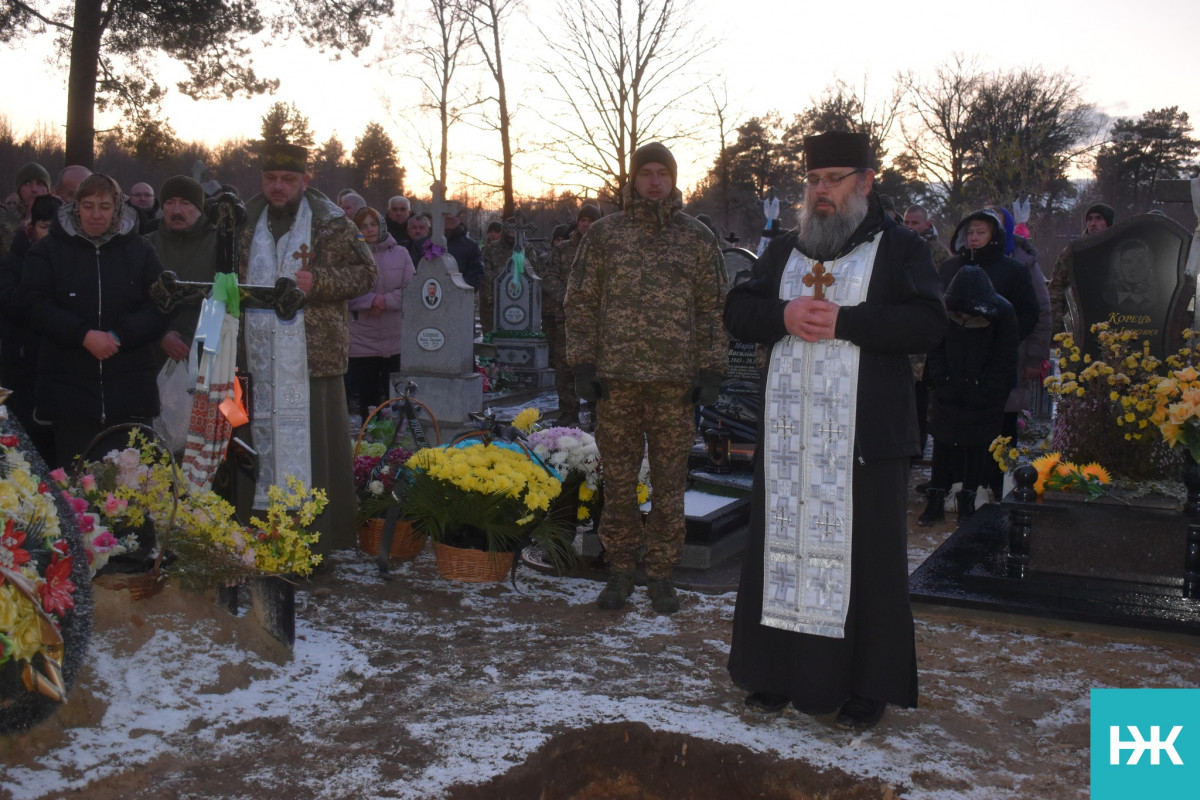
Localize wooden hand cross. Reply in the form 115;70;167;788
292;244;314;270
802;261;835;300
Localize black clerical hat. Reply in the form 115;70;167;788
803;132;873;171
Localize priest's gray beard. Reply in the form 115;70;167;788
796;187;869;261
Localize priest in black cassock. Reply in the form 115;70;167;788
724;132;946;729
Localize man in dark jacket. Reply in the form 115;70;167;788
23;174;170;465
724;131;946;730
441;205;484;289
145;175;218;368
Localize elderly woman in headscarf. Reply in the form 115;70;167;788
22;173;169;466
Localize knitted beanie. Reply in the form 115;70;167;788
1085;203;1115;229
159;175;206;210
630;142;677;186
14;162;51;192
577;204;602;222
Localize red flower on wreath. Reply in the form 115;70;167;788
39;555;76;617
0;519;31;570
0;435;18;448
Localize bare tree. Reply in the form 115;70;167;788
1;0;391;167
964;68;1097;211
385;0;480;194
463;0;521;217
537;0;712;207
896;54;985;216
706;81;736;235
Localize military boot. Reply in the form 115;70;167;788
917;489;946;526
596;571;635;610
957;490;976;522
647;578;680;614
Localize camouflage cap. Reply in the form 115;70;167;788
260;142;309;173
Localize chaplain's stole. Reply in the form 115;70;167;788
244;199;314;509
760;237;879;637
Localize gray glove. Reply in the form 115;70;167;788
573;364;606;403
688;369;725;405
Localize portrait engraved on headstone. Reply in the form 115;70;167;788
1067;213;1194;360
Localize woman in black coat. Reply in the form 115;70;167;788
919;262;1019;524
22;173;169;466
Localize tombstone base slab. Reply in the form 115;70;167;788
909;504;1200;635
495;340;550;369
579;489;748;571
391;372;483;442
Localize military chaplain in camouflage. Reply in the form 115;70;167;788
237;142;377;559
564;141;729;614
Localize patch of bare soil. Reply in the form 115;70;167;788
446;721;899;800
3;465;1199;800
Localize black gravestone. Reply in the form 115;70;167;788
1066;213;1194;360
700;248;762;444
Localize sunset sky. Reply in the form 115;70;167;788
2;0;1197;198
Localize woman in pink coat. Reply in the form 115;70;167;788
348;207;415;419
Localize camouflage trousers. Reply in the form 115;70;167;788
595;379;694;579
543;316;579;419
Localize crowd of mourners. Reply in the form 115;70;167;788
0;138;1123;732
0;159;599;470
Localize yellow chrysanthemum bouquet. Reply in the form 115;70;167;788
401;438;577;571
1041;324;1196;482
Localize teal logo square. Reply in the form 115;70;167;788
1091;688;1200;799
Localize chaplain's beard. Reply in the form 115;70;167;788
796;188;869;260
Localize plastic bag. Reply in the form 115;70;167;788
153;359;193;453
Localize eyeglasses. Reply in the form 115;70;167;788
803;169;864;189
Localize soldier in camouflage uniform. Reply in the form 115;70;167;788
0;162;52;255
565;142;728;614
1047;203;1113;334
543;204;601;424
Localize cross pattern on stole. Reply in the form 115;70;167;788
770;562;799;603
812;512;843;539
771;372;803;409
774;445;801;481
770;502;795;529
807;565;841;607
771;416;798;437
810;448;845;485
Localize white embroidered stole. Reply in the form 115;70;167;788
245;199;313;509
761;236;880;637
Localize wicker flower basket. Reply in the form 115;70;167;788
358;518;425;560
433;542;514;582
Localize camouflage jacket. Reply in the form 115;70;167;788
542;229;584;322
1047;243;1074;335
238;188;376;378
564;186;728;382
924;232;952;270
